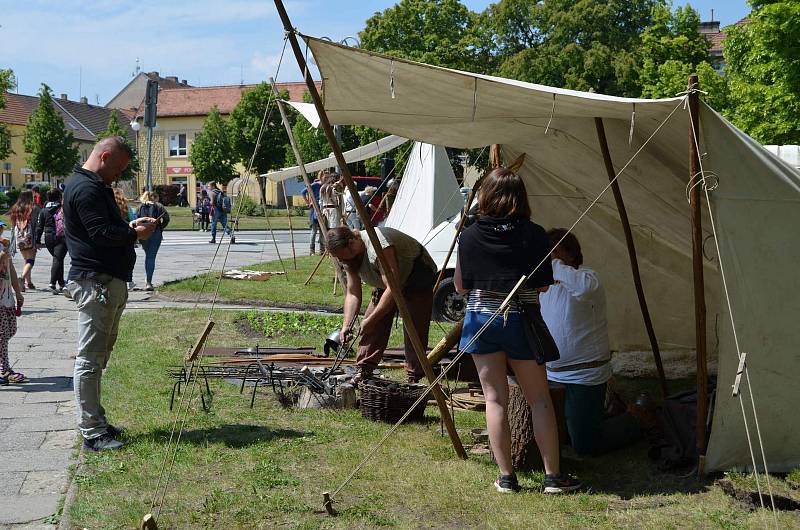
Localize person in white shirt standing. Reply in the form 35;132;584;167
540;228;642;456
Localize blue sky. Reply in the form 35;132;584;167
0;1;750;106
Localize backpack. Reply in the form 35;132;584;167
217;192;232;214
14;223;33;251
54;208;65;238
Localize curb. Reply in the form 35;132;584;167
57;444;84;530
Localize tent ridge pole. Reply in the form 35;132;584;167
594;117;668;398
687;74;708;460
273;0;467;460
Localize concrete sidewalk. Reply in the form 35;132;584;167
0;231;305;528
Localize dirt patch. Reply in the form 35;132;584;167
718;478;800;511
153;292;343;313
612;349;718;379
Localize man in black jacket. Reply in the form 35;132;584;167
64;136;156;451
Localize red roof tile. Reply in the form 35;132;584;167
0;93;38;126
156;81;318;117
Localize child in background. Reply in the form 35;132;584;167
0;221;25;385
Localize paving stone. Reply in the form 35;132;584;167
56;402;76;415
0;403;57;419
0;392;25;405
3;450;71;472
0;472;26;495
24;390;74;404
6;415;75;433
0;494;60;524
0;419;10;432
0;432;45;451
20;470;68;496
39;430;78;450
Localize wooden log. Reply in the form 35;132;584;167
505;381;567;471
426;320;463;365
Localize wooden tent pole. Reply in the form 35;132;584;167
281;182;298;269
270;77;346;285
273;0;466;459
594;118;668;398
687;74;708;458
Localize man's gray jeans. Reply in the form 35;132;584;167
69;275;128;440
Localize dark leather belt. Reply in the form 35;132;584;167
547;357;611;372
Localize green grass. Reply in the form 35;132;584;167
69;309;800;529
159;255;347;310
162;205;308;231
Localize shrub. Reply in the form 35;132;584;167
234;194;263;216
6;188;20;204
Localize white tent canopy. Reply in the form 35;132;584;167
263;134;408;182
384;142;463;244
304;36;800;473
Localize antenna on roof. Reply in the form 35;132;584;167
240;64;244;85
711;9;715;22
133;57;141;78
79;66;82;100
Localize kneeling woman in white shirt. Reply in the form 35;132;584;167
540;229;642;456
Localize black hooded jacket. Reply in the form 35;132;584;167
63;166;137;282
35;201;64;245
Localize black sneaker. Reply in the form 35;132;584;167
495;474;520;493
543;473;582;494
83;433;125;452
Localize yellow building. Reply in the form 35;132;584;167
0;91;135;189
121;82;315;208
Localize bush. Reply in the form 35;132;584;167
0;191;9;209
234;194;263;216
6;188;20;205
154;184;180;206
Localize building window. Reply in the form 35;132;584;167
169;133;187;157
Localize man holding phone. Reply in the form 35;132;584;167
63;136;156;451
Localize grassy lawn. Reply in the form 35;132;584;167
68;309;799;529
159;255;347;310
162;206;308;231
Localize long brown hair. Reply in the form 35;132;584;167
10;190;35;227
112;188;128;220
477;167;531;219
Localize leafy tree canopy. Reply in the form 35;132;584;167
724;0;800;144
228;83;291;175
23;84;79;179
96;109;139;181
190;106;238;185
0;69;14;160
359;0;491;73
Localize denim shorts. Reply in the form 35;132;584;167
459;310;536;361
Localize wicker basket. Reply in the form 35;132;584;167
359;379;428;423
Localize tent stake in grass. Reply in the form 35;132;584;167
322;491;336;516
140;513;158;529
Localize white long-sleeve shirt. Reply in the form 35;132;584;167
540;259;612;385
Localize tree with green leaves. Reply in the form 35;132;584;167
638;3;728;110
96;109;139;180
0;69;15;160
23;84;79;180
189;106;238;185
724;0;800;144
359;0;490;73
486;0;658;96
228;83;291;175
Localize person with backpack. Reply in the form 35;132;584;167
198;189;211;231
208;182;233;244
10;190;41;291
136;191;170;291
35;188;68;293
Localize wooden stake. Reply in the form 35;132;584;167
322;491;336;516
273;0;466;459
594;117;668;398
185;320;215;362
426;319;463;366
687;73;708;458
140;513;158;530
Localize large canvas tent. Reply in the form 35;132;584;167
303;36;800;473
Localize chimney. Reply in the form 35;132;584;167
166;76;178;83
80;96;88;104
181;79;187;85
60;93;68;101
149;71;159;78
699;20;720;34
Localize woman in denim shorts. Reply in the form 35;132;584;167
454;166;580;494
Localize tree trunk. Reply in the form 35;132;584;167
505;381;567;472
